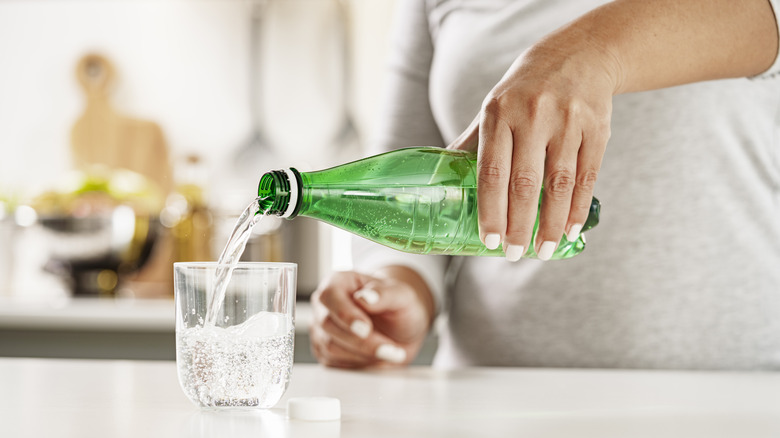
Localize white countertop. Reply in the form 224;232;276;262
2;358;780;438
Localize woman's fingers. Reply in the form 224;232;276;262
501;98;548;261
456;97;601;260
310;322;372;366
458;42;614;261
311;313;410;367
533;121;582;259
313;277;371;337
310;272;375;367
476;99;513;249
567;123;609;241
309;271;427;368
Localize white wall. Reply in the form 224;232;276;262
0;0;398;284
0;0;396;214
0;1;247;199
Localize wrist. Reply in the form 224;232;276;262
530;22;627;95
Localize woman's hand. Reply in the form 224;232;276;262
309;267;434;368
449;30;620;261
447;0;779;262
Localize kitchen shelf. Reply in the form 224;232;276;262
0;295;312;332
0;294;316;362
0;294;438;364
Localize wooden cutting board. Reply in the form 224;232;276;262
70;53;173;195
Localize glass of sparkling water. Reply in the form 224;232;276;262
174;262;297;409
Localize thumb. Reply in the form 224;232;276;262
446;112;480;151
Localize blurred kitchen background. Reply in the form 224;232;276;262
0;0;442;364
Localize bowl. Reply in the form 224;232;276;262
38;205;160;296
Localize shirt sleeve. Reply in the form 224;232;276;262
351;0;449;314
369;0;445;153
752;0;780;79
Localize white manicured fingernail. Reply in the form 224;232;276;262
566;223;583;242
537;241;557;261
505;245;525;262
354;289;379;305
484;233;501;250
376;344;406;363
350;320;371;339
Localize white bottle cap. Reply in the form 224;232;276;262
287;397;341;421
281;168;298;218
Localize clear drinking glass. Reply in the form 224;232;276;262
174;262;297;409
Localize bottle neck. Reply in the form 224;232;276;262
257;168;302;218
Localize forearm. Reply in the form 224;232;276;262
542;0;779;93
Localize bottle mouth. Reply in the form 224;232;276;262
583;197;600;232
257;168;301;218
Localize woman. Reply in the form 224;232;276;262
310;0;780;370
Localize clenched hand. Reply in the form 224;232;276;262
310;267;434;368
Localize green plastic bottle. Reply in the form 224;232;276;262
257;147;600;259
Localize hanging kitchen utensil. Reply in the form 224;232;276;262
233;0;276;169
329;0;360;161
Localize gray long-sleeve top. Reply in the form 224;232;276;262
353;0;780;370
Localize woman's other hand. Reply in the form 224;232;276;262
310;267;434;368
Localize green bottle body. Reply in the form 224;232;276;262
258;147;600;260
